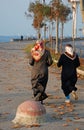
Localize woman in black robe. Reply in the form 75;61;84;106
29;40;53;104
57;44;80;103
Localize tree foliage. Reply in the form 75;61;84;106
49;0;72;53
28;2;51;29
27;0;72;52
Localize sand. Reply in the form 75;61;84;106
0;41;84;130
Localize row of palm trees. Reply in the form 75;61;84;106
26;0;72;53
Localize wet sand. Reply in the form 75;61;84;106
0;41;84;130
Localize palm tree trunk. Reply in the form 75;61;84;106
38;27;41;39
55;17;59;53
60;22;64;53
44;24;46;40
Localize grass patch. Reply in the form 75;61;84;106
24;43;34;53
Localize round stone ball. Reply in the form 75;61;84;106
12;100;46;126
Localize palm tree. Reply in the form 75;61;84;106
28;2;43;39
49;0;72;53
59;4;72;52
28;1;51;39
49;0;62;53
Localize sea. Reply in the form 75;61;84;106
0;35;21;43
0;35;84;57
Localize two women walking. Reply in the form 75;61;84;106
29;40;80;104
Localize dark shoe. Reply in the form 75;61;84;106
39;93;48;101
34;93;41;101
42;93;48;100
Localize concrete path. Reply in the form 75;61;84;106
0;41;84;130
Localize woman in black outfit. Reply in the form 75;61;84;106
29;40;53;104
57;44;80;103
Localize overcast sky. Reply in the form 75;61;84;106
0;0;83;37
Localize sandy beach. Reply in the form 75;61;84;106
0;41;84;130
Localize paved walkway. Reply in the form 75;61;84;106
0;41;84;130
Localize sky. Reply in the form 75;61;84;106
0;0;84;37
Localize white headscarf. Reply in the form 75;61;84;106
65;45;74;56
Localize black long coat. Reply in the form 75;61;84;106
29;49;53;96
57;53;80;96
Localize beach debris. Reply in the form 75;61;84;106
26;123;41;128
48;95;61;99
75;129;80;130
74;116;80;120
11;124;22;129
12;100;46;127
62;123;69;127
66;118;72;122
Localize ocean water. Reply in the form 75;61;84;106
0;36;20;43
0;35;36;43
0;35;84;57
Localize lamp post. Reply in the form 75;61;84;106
68;0;80;49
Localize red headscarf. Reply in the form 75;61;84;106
31;40;45;61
